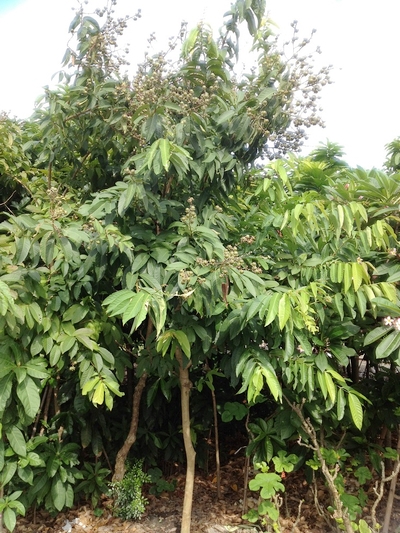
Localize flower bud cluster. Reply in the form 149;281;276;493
179;270;192;284
180;198;197;225
240;234;256;245
47;188;67;220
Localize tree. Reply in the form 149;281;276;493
3;1;400;532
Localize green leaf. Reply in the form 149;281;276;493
15;236;30;264
343;263;352;293
3;507;17;532
173;330;191;358
337;388;345;421
216;109;236;125
348;392;363;430
51;477;66;511
249;472;284;498
74;329;97;351
258;87;275;103
16;376;40;419
324;372;336;403
352;262;363;291
317;370;328;399
131;253;150;273
117;182;135;217
375;330;400;359
63;303;88;324
278;294;290;330
261;363;282;402
0;461;17;486
6;427;26;457
358;519;372;533
122;291;150;324
159;138;170;171
364;326;390;346
92;381;105;406
0;373;14;411
371;297;400;315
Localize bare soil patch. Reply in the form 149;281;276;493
15;455;400;533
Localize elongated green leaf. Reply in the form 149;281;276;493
258;87;275;103
173;330;191;358
159;138;170;171
149;295;167;337
3;507;17;533
352;262;363;291
156;331;174;357
131;296;150;331
261;364;282;402
278;294;291;330
348;392;363;430
216;109;236;125
317;370;327;399
324;372;336;403
15;236;30;264
375;330;400;359
6;427;27;457
51;477;66;511
371;297;400;315
63;303;88;324
74;329;97;351
16;377;40;419
0;461;17;486
103;289;135;316
92;381;105;406
337;388;345;421
0;373;13;411
364;326;391;346
122;291;149;324
343;263;352;293
117;182;135;216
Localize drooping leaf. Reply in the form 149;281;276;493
16;376;41;419
375;330;400;359
6;427;27;457
348;392;363;430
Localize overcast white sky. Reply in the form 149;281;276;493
1;0;399;169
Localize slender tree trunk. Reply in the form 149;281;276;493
382;425;400;533
112;319;153;482
288;398;353;533
210;386;222;499
112;372;148;482
176;348;196;533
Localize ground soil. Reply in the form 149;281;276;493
15;454;400;533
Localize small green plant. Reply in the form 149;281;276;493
109;460;150;521
75;461;111;508
0;491;26;532
147;467;176;496
243;452;299;532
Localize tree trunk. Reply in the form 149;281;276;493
176;348;196;533
382;425;400;533
112;319;154;482
112;371;148;482
210;386;222;499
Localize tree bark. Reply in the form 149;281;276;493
210;385;222;499
176;348;196;533
112;319;154;482
112;371;148;482
382;425;400;533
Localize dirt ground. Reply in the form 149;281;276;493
15;455;400;533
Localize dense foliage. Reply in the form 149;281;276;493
1;1;400;532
